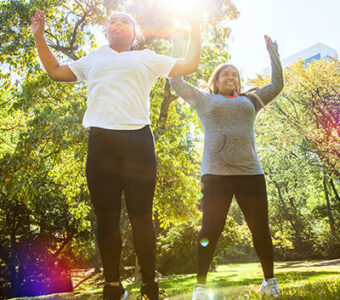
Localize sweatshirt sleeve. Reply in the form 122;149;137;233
254;42;284;110
170;77;209;113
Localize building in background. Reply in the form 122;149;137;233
264;42;338;74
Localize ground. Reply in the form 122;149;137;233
10;259;340;299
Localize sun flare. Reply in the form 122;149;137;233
160;0;206;17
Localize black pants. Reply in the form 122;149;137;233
86;126;157;283
197;174;274;283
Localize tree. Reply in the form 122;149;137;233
248;58;340;260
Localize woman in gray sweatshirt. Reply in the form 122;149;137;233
170;35;284;299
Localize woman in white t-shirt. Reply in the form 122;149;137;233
31;10;201;300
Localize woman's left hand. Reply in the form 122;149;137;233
264;35;278;51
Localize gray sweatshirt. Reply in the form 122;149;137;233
170;44;284;176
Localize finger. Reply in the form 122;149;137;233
35;11;41;21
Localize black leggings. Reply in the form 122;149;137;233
86;126;157;283
197;174;274;283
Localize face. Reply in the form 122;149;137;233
105;14;135;48
216;66;239;96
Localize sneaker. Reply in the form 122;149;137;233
192;284;208;300
137;281;159;300
260;278;281;297
103;283;128;300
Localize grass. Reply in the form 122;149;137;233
10;259;340;299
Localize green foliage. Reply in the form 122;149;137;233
248;59;340;261
157;217;238;275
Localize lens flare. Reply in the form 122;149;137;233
200;238;209;247
208;290;215;300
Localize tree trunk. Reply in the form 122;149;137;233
323;176;336;235
94;242;101;273
134;256;142;283
158;79;178;122
9;229;18;296
329;178;340;202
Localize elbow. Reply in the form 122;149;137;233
189;59;200;74
279;76;284;91
169;79;179;92
47;70;61;82
184;64;199;76
49;74;59;81
191;64;199;73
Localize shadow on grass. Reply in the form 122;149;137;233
149;270;340;298
275;259;340;269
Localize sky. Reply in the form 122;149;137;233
227;0;340;79
93;0;340;81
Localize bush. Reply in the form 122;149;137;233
157;218;238;275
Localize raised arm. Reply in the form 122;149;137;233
170;77;208;113
255;35;284;107
31;10;76;82
168;15;201;78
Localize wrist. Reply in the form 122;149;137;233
34;32;45;41
190;23;201;34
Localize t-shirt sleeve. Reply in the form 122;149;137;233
68;55;89;82
143;49;178;78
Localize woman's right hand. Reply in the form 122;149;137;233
31;10;46;37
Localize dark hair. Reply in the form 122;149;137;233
207;63;266;110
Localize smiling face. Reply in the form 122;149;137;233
216;66;240;96
105;13;136;51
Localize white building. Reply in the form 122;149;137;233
264;43;338;74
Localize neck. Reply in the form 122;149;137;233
221;91;234;96
220;90;237;97
109;43;131;52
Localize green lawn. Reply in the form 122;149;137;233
11;259;340;299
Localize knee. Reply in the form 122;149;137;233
129;213;154;231
200;220;226;241
96;211;120;233
250;225;271;243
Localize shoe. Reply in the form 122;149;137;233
192;284;208;300
137;281;159;300
260;278;281;297
103;283;128;300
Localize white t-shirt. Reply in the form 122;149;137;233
68;45;177;130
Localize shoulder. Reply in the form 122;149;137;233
240;93;257;104
242;93;254;100
80;45;109;60
94;45;112;55
138;48;156;57
140;49;173;60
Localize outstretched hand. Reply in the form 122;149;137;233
31;10;46;37
264;35;278;51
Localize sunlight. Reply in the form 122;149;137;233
160;0;206;18
169;0;202;11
